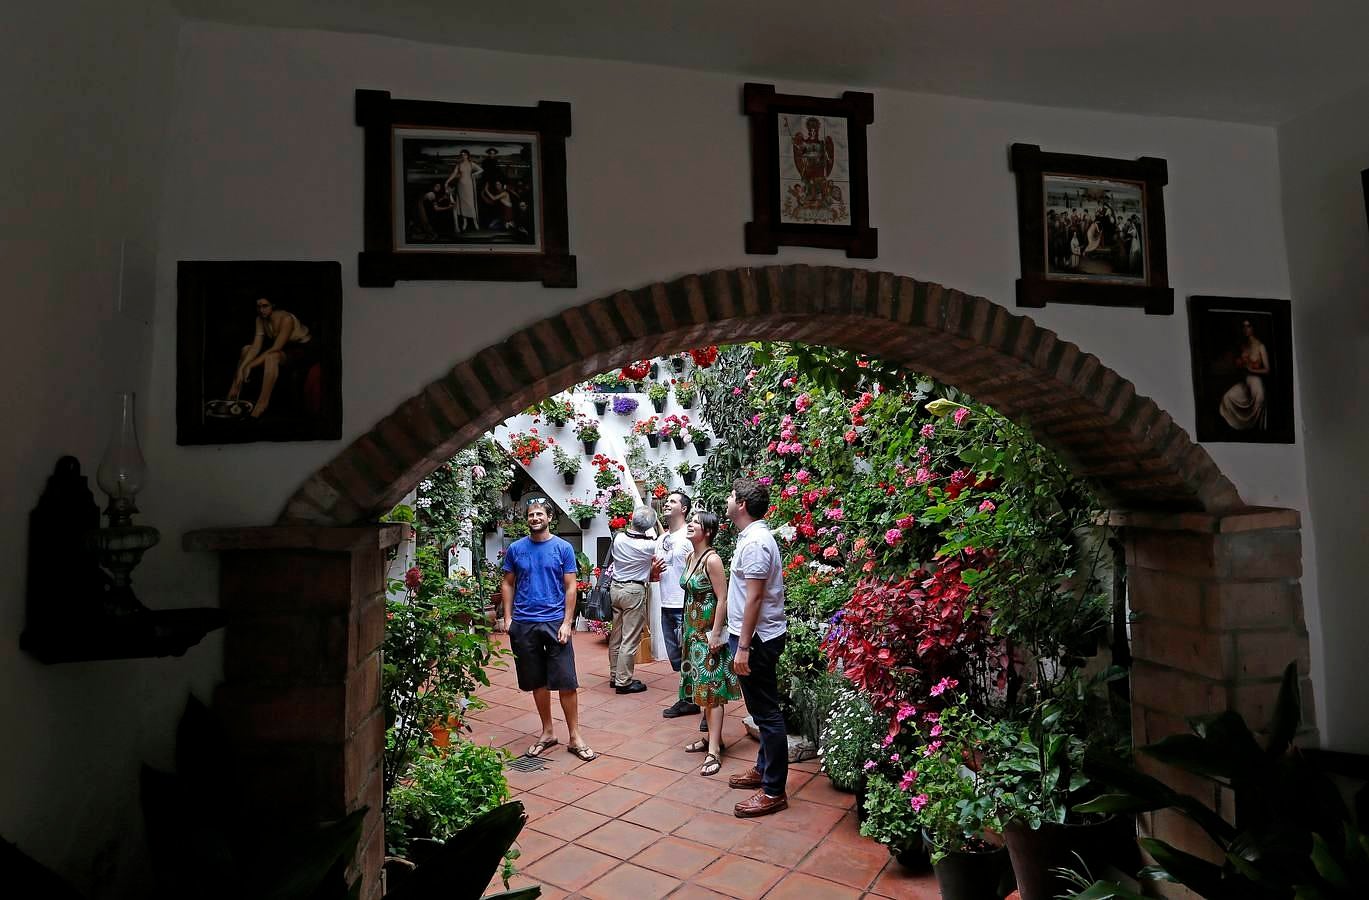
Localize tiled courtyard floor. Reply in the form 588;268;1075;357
468;632;940;899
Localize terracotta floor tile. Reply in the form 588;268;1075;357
630;835;722;879
609;738;678;761
505;766;559;793
576;783;650;817
509;791;563;822
667;885;732;899
473;704;530;726
665;773;734;809
504;712;551;734
527;805;610;841
522;843;620;892
647;745;709;773
795;839;888;890
574;818;661;859
672;811;756;850
574;753;639;783
575;727;629;752
692;852;786;899
620;796;697;833
509;828;563;866
527;773;601;804
794;775;858;809
825;811;868;846
580;862;679;900
764;871;863;900
767;799;846;836
612;764;684;794
869;859;941;900
728;825;823;868
482;871;564;898
791;758;823;773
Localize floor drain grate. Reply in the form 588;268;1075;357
506;755;547;773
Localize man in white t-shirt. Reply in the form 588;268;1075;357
723;477;789;818
657;491;700;719
608;506;663;693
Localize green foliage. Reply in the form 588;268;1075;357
819;684;886;791
538;397;574;426
605;490;634;518
413;440;514;550
383;800;541;900
551;444;581;475
386;741;511;856
574;417;600;442
674;380;697;405
1071;663;1367;900
861;772;927;856
383;547;500;815
647;381;669;402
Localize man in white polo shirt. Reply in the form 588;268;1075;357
657;490;700;719
723;477;789;818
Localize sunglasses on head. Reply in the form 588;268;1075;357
526;497;550;510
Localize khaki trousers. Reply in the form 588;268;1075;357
608;581;648;687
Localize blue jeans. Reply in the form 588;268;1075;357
729;632;788;797
661;606;684;672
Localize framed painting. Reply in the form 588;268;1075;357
1187;296;1295;444
743;83;878;258
177;260;343;445
356;89;576;288
1010;143;1172;314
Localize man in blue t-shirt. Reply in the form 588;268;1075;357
497;498;596;761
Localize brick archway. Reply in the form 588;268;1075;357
196;265;1311;898
280;265;1241;527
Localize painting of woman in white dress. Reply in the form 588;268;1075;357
1188;297;1294;444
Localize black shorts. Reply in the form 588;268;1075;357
508;620;579;692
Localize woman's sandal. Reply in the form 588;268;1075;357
700;753;722;777
685;738;724;754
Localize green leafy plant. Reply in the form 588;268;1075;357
647;382;669;403
605;490;635;518
820;684;886;791
573;417;600;442
538;397;574;426
551;444;581;475
384;800;543;900
1070;662;1364;900
674;380;698;406
567;496;600;521
676;461;695;476
386;741;511;856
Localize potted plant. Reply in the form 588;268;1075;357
687;422;711;455
589;371;624;394
633;416;660;448
506;431;548;467
862;682;1009;897
551;445;581;486
568;497;600;529
574;417;600;454
539;397;574;428
819;684;885;794
688;345;720;368
611;394;639;417
676;460;696;486
670;354;686;373
647;381;669;413
661;414;689;450
619;360;651;383
591;453;623;490
674;380;697;409
605;489;634;520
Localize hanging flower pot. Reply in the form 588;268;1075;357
693;437;711;456
671;435;686;450
562;472;576;486
593;399;608;416
651;399;665;413
671;356;685;373
682;470;696;486
577;517;591;530
582;439;597;454
646;433;660;448
650;362;659;378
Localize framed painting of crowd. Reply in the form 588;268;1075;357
177;260;343;445
743;83;878;258
1010;143;1173;314
1187;295;1295;444
355;89;576;288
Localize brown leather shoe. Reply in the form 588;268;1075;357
728;767;763;789
734;789;788;818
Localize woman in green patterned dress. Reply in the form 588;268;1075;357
678;510;741;776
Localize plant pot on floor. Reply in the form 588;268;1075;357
1004;816;1136;900
893;841;932;874
646;433;659;448
562;472;576;486
929;836;1010;900
693;438;711;456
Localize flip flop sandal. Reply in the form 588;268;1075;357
685;739;724;753
525;738;559;758
567;744;597;762
700;753;722;777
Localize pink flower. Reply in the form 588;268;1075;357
916;467;933;484
403;566;423;591
796;393;813;412
822;547;839;560
472;464;486;479
923;711;939;723
953;407;971;427
882;734;895;748
889;753;900;763
732;386;743;396
751;414;761;426
781;485;799;499
863;760;878;771
884;528;902;546
795;469;811;484
899;770;919;791
896;515;915;530
920;424;935;438
825;507;844;520
978;499;996;513
922;741;944;757
862;560;876;573
929;677;958;697
910;794;930;812
930;724;943;737
758;476;773;485
782;377;797;388
844;429;858;444
895;703;918;723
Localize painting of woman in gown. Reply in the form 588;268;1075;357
1188;297;1294;444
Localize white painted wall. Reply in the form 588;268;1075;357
0;3;210;897
1277;87;1369;751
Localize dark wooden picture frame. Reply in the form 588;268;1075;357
743;83;877;258
356;89;576;288
1187;295;1295;444
177;260;343;445
1010;143;1172;314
